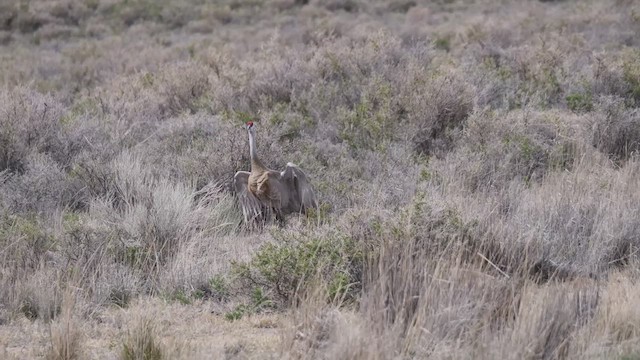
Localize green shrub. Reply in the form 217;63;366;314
339;80;397;152
566;92;593;113
232;230;363;305
620;354;640;360
250;287;273;311
208;275;230;301
172;290;191;305
622;49;640;107
225;304;247;322
223;287;274;322
450;110;578;191
434;35;451;52
0;214;54;270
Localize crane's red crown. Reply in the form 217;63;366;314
246;121;254;128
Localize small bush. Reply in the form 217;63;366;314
171;290;191;305
84;261;143;308
103;0;189;28
225;304;247;322
92;152;194;274
321;0;360;13
0;153;79;215
440;109;579;191
224;287;274;322
155;62;211;117
19;268;63;323
209;275;230;301
387;0;416;13
622;49;640;107
434;35;451;52
566;92;593;113
0;88;71;172
592;97;640;162
140;115;246;188
0;214;54;272
0;4;17;32
338;80;398;151
16;11;45;34
407;73;473;158
232;230;363;305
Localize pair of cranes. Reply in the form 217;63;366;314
233;121;318;226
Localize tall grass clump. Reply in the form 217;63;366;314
46;292;82;360
121;318;164;360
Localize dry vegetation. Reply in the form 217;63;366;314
1;0;640;358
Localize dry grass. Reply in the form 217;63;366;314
2;0;640;358
120;318;164;360
46;292;81;360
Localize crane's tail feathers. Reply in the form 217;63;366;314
234;170;268;228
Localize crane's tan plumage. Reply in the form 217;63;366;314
234;121;317;226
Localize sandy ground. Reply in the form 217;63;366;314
0;297;285;359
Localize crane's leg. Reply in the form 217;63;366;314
274;209;286;228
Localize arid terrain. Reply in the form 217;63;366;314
1;0;640;359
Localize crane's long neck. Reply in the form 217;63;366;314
248;130;266;171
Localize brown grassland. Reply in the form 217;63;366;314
2;0;640;358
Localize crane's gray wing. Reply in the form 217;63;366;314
233;171;263;224
280;162;318;214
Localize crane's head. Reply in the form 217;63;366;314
245;121;255;133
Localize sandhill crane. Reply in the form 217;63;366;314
234;121;318;226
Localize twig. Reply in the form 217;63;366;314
607;246;640;265
477;252;510;279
